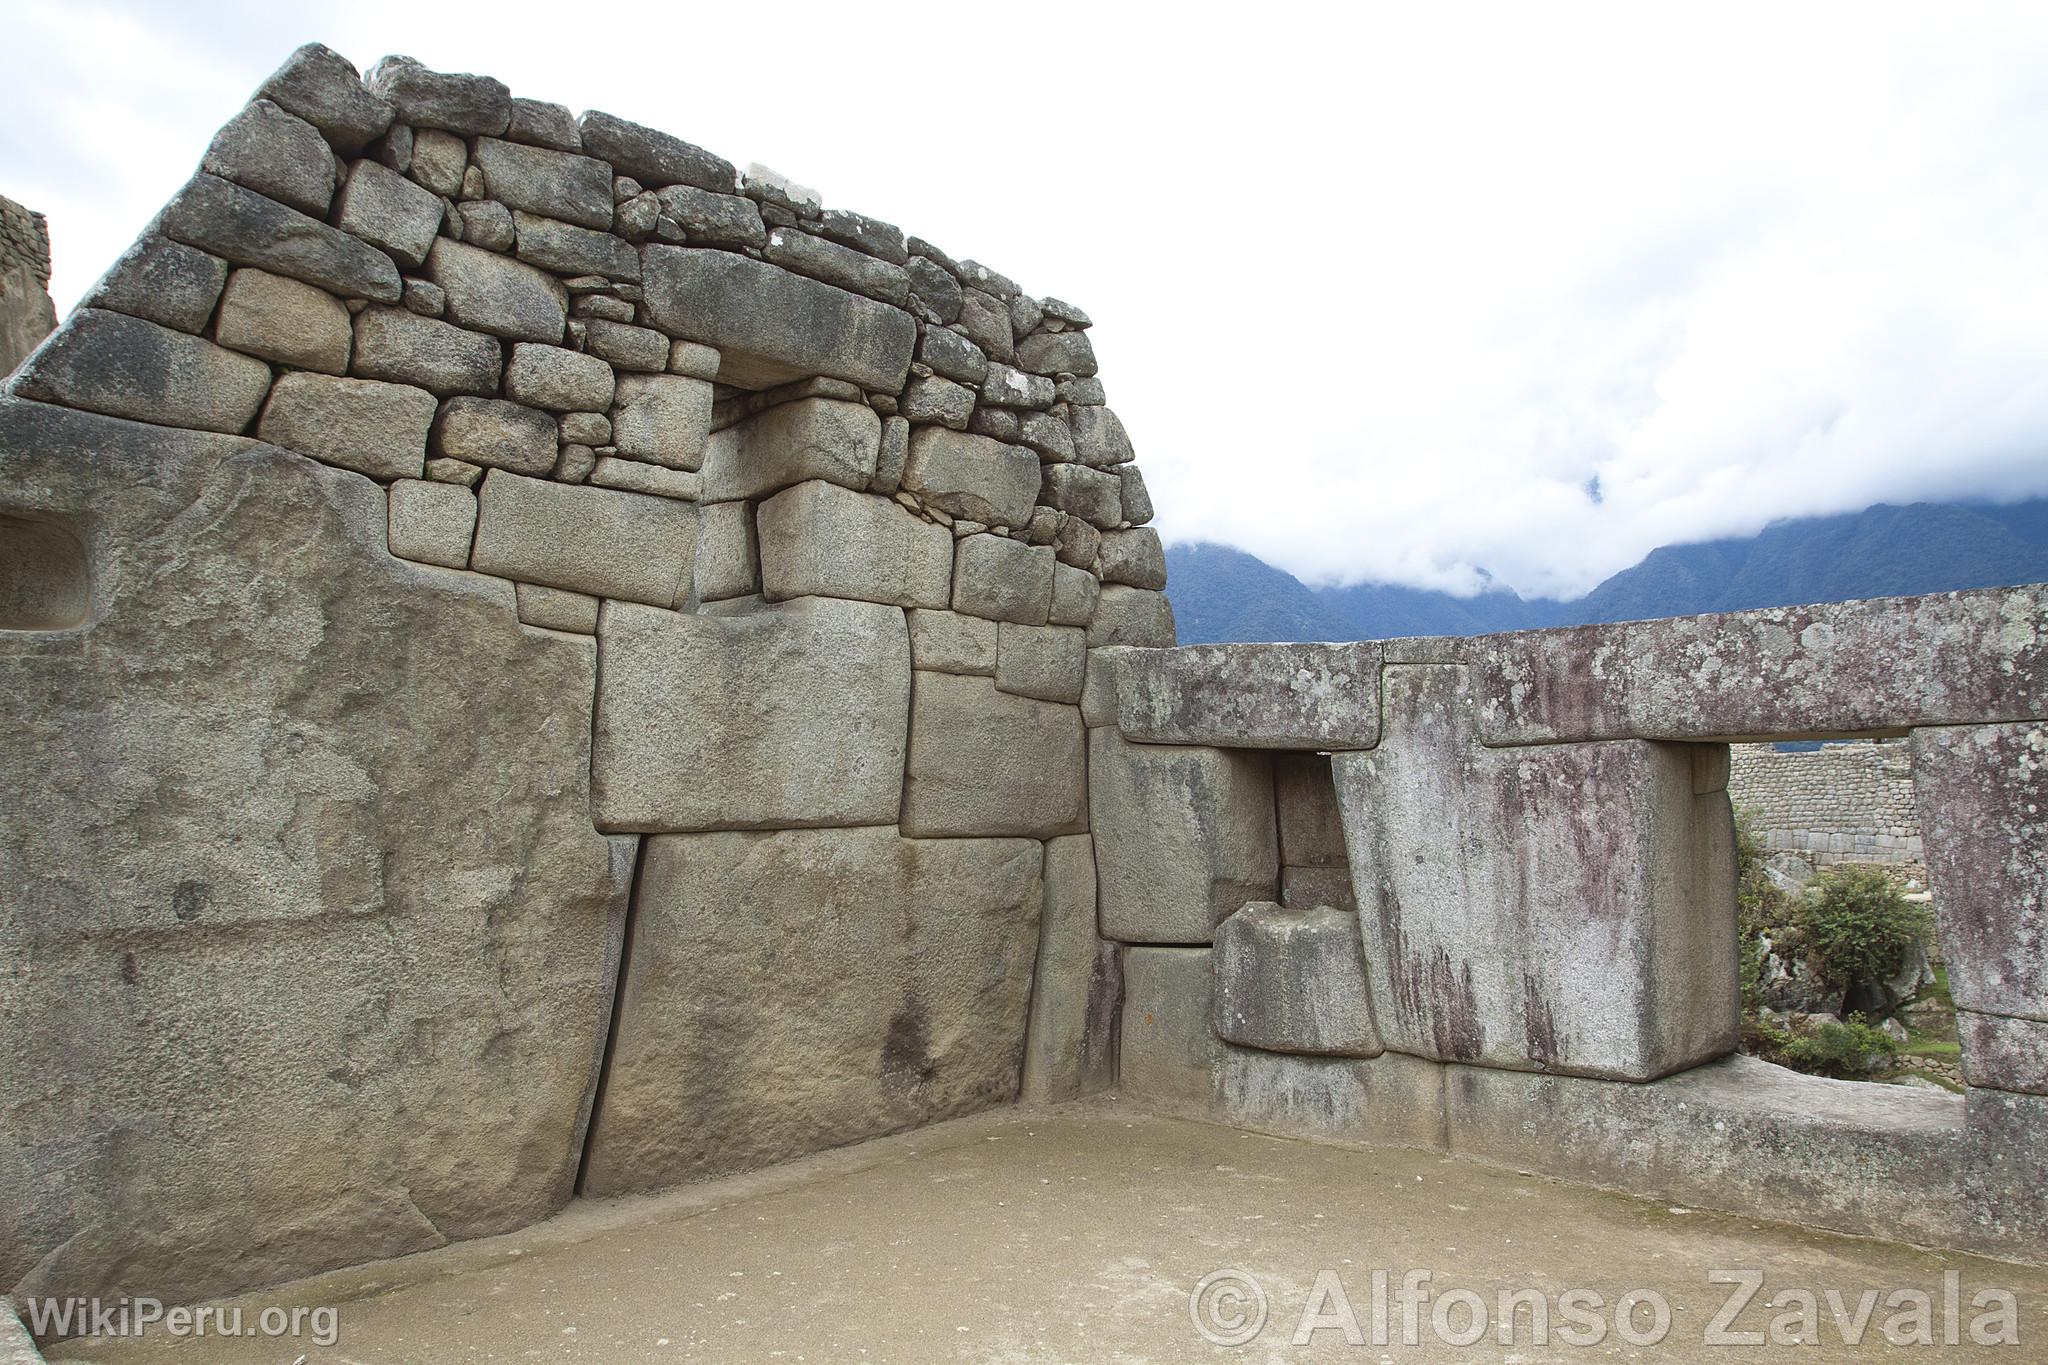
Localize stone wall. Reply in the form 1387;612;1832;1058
0;195;57;375
1098;589;2048;1263
1728;739;1922;866
0;44;1167;1310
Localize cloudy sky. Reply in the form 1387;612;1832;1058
6;2;2047;600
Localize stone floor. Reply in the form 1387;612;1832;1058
43;1100;2048;1363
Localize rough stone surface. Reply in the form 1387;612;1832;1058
473;137;613;230
1020;835;1120;1102
214;267;352;374
902;429;1039;528
1336;664;1738;1081
578;112;735;194
1090;730;1278;944
504;343;614;413
1118;947;1222;1110
431;396;558;477
1274;751;1349;865
1107;641;1382;749
902;672;1087;839
161;173;402;304
409;129;468;197
1954;1013;2048;1094
899;374;975;429
994;621;1086;704
11;309;270;434
610;373;712;469
757;480;952;609
764;227;911;305
77;235;228;335
471;470;696;605
1016;329;1097;378
1117;465;1154;525
694;500;759;602
257;372;437;480
365;56;511;136
427;238;567;342
919;327;987;385
1039;462;1122;529
1281;864;1358;914
515;581;599;633
1910;722;2047;1090
387;477;477;568
255;42;395;152
952;534;1054;625
700;397;881;501
1098;527;1166;590
653;185;766;249
0;398;630;1307
1048;563;1099;628
512;211;639;281
1069;404;1134;467
351;306;502;397
909;609;998;676
588;455;700;500
1086;585;1177;648
591;597;909;832
1213;903;1382;1057
332;159;444;267
640;247;915;391
584;318;670;373
870;414;909;495
1474;585;2048;745
1213;1048;1447;1151
202;100;337;218
579;827;1041;1194
506;98;581;153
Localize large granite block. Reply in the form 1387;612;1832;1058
592;597;910;831
757;480;953;609
1020;835;1121;1102
579;827;1043;1193
471;470;696;606
1108;641;1382;749
700;397;881;501
1213;902;1382;1056
902;672;1086;838
639;246;916;391
1336;664;1738;1081
1118;946;1221;1110
12;309;270;434
1090;730;1276;944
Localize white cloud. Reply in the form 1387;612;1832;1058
5;2;2047;600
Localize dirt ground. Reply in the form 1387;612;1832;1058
42;1099;2048;1363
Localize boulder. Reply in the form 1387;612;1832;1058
431;397;559;477
578;826;1042;1193
505;343;616;413
1213;903;1382;1056
213;268;352;374
902;428;1040;528
332;160;444;268
12;309;271;435
257;372;437;481
351;306;503;397
0;398;630;1306
639;247;915;391
902;672;1087;838
952;534;1055;625
1091;730;1277;943
611;373;712;469
471;470;697;605
591;597;910;831
757;480;953;609
425;238;567;342
472;137;613;230
160;173;401;303
699;397;881;501
78;235;227;334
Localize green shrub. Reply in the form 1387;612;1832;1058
1748;1014;1902;1080
1794;866;1932;989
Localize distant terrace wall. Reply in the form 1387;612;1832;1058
1728;739;1923;866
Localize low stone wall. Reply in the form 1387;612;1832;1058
1728;739;1922;866
0;44;1161;1313
1097;590;2048;1263
0;195;57;375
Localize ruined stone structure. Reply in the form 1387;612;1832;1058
1729;739;1923;868
0;196;57;375
1;43;2043;1337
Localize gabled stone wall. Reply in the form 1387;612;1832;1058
0;44;1166;1310
0;195;57;375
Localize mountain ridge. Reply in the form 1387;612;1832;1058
1164;497;2048;644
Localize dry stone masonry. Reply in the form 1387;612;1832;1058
0;196;57;376
1;41;2044;1332
0;44;1165;1311
1728;738;1923;868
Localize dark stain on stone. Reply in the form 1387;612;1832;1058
119;950;139;986
882;998;935;1090
171;879;210;922
1523;974;1561;1070
1082;941;1124;1084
